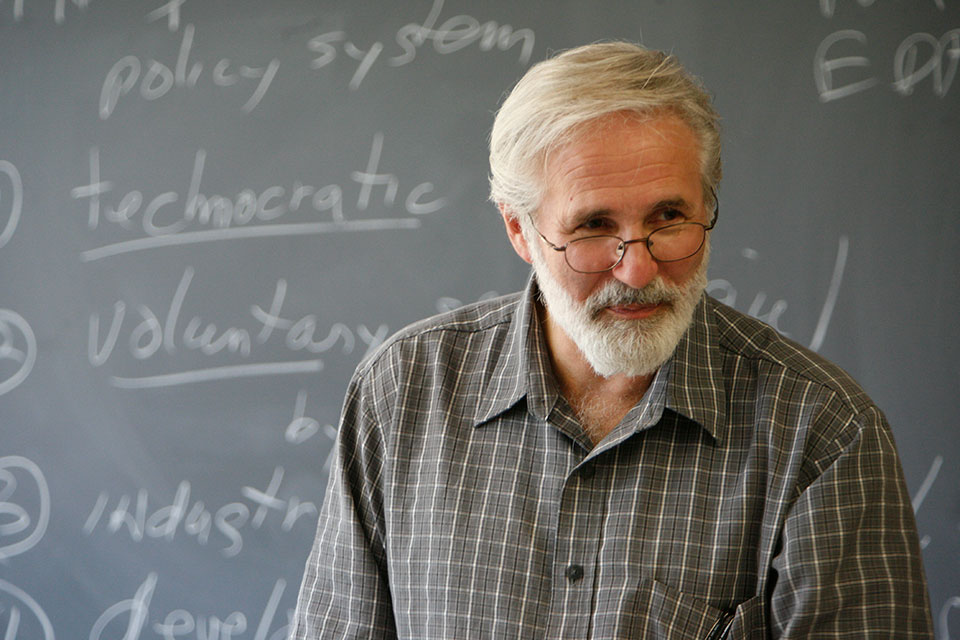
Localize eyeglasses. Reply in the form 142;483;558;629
534;195;719;274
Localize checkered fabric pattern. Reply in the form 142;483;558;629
290;278;932;639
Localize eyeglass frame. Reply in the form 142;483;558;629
532;190;719;274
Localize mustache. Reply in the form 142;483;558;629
586;279;677;316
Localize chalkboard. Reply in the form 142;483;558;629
2;1;958;637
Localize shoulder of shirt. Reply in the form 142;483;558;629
352;291;523;377
706;295;876;415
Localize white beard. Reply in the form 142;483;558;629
528;235;708;378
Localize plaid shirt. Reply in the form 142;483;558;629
291;279;932;639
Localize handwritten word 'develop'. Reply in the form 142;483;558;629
99;24;279;119
308;0;534;90
90;573;289;640
88;267;390;388
74;134;446;261
83;467;315;559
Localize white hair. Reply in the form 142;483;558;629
489;41;722;223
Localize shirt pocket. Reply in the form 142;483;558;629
724;594;766;639
624;578;734;639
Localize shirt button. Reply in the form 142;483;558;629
565;564;584;583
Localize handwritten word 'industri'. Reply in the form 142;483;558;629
89;267;390;388
0;160;23;249
99;24;279;119
83;466;315;560
815;28;960;101
308;0;534;90
90;573;289;640
75;135;446;261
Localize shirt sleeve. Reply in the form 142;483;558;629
289;370;397;639
769;406;933;638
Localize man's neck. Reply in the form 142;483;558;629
540;304;655;444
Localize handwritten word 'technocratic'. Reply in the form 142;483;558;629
90;573;289;640
75;134;447;262
82;467;315;560
0;456;50;561
308;0;534;90
0;309;37;397
815;28;960;101
0;160;23;249
88;267;391;389
98;24;279;119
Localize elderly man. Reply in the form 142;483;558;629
291;42;932;638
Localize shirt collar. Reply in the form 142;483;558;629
665;295;728;441
471;276;728;442
471;274;559;427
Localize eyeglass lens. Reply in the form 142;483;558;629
564;223;706;273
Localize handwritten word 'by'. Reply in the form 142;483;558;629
90;573;289;640
99;24;279;119
308;0;534;90
83;466;314;559
75;134;446;262
89;267;390;389
815;28;960;101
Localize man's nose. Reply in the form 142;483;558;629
611;239;659;289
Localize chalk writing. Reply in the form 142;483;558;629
285;390;336;448
0;578;55;640
706;236;848;351
0;160;23;249
88;268;390;388
308;0;534;89
815;18;959;101
146;0;187;32
0;309;37;397
819;0;946;19
3;0;94;23
893;30;960;96
75;135;446;261
82;467;315;558
98;24;279;119
435;291;501;313
942;596;960;640
90;573;289;640
0;456;50;561
912;455;944;550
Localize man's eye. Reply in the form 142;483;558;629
581;218;612;231
655;208;684;223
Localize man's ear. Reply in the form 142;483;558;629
499;204;533;265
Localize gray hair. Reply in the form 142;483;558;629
489;41;722;222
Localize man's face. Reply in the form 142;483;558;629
504;113;711;377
